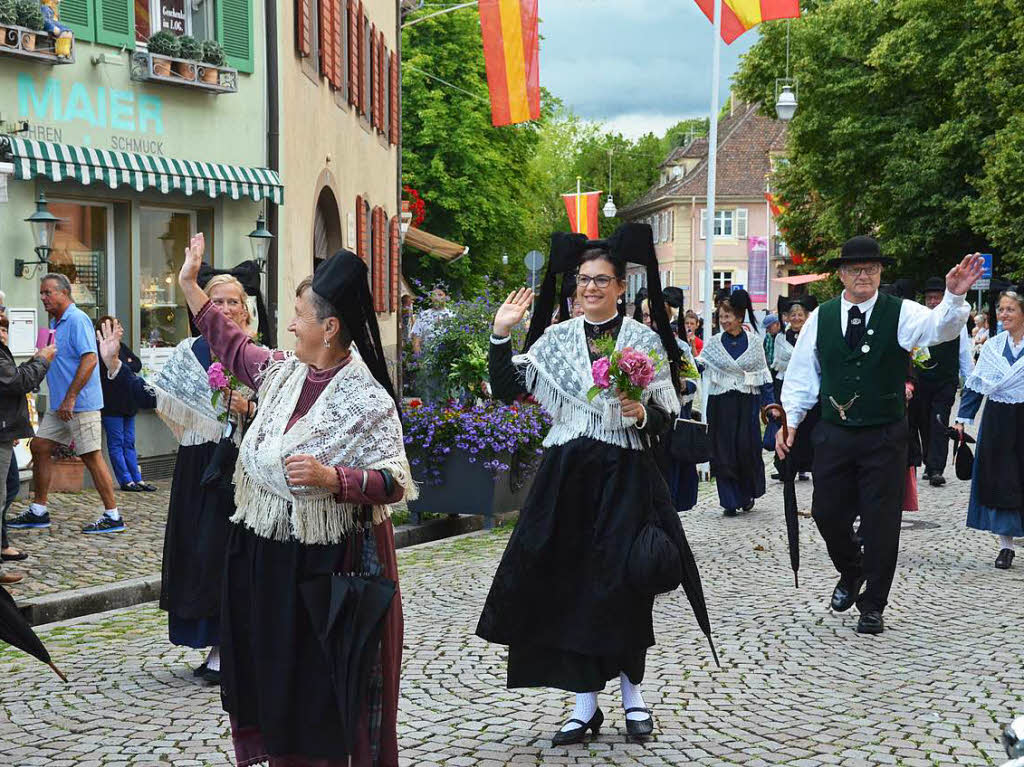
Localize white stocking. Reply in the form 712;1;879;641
998;535;1016;551
561;692;597;731
205;645;221;671
620;673;649;721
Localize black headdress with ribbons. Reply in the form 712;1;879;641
632;287;648;323
988;277;1024;334
777;293;819;317
523;223;683;394
720;288;759;333
193;260;271;342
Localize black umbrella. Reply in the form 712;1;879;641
299;572;396;751
762;404;800;588
676;531;721;668
0;586;67;682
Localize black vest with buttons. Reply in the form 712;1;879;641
816;292;909;427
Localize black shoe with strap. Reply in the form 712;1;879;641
624;707;654;739
995;548;1015;570
551;708;603;747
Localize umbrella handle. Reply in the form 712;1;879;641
761;404;789;443
48;661;68;683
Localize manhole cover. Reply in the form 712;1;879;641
901;518;940;531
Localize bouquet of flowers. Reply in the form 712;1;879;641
911;346;935;371
587;336;664;402
208;361;243;421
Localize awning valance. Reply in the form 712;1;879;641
403;225;468;262
1;136;283;205
773;273;827;285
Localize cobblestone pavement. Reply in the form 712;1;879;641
1;468;1021;766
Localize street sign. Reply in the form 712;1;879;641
971;253;993;291
731;284;744;292
524;249;544;272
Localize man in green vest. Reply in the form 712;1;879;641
777;238;983;634
910;277;975;487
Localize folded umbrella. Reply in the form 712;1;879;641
0;586;67;682
676;530;721;668
762;404;799;588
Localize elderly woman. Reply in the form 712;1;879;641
699;289;775;516
175;234;414;767
771;295;819;480
954;285;1024;570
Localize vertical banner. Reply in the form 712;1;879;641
479;0;541;126
747;235;768;303
562;192;602;239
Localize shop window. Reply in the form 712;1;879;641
48;201;112;323
139;208;195;349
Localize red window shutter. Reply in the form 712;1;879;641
356;195;367;263
297;0;312;56
373;208;385;311
389;50;399;145
357;3;365;113
347;0;358;104
377;32;385;132
369;23;377;127
317;0;329;78
389;216;400;311
331;0;342;88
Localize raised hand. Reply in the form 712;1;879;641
945;253;986;296
493;288;534;337
95;319;122;371
178;232;206;290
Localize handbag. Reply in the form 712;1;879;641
669;417;711;464
954;434;974;481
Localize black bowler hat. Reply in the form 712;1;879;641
922;276;946;294
827;236;895;269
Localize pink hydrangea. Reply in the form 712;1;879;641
617;348;655;388
207;362;229;390
591;357;612;389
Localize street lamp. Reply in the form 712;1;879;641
16;191;60;278
775;82;797;121
247;211;274;272
603;149;617;218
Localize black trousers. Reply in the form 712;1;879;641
811;419;908;613
909;380;955;475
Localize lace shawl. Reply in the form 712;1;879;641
963;332;1024;405
698;330;772;398
772;333;794;379
151;338;252;447
512;316;679;450
232;355;417;545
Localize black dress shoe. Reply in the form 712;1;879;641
624;708;654;739
770;472;781;480
742;499;755;512
551;708;603;747
201;667;221;685
929;475;946;487
921;470;932;481
193;662;208;678
830;576;864;612
995;548;1015;570
723;508;738;517
856;610;884;634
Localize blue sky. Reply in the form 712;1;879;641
538;0;758;137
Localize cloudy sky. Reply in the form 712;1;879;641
538;0;758;137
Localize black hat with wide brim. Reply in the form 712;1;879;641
922;276;946;293
826;236;895;269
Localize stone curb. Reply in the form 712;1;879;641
18;510;519;627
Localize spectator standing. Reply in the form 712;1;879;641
96;316;155;493
8;274;124;534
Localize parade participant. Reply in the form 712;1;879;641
912;277;974;487
699;289;775;516
973;312;990;358
778;237;981;634
478;223;712;745
177;234;414;766
954;283;1024;570
771;295;819;480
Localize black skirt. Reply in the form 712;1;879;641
976;400;1024;510
160;442;235;621
707;390;766;501
476;436;687;693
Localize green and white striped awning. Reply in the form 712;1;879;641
2;136;283;205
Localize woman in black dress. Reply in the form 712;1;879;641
771;295;819;480
477;224;713;745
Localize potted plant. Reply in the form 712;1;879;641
15;0;44;51
200;39;224;84
174;34;201;79
0;0;17;48
146;29;179;76
49;442;84;492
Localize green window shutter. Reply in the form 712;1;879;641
218;0;253;73
59;0;95;41
96;0;135;48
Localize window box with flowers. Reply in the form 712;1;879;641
48;442;85;492
131;32;238;93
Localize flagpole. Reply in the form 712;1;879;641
702;0;722;338
576;176;582;236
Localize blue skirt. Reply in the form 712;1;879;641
168;613;220;649
966;421;1024;537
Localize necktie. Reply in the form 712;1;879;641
846;305;865;350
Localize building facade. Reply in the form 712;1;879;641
620;102;794;316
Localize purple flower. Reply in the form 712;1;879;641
617;348;656;389
591;357;612;389
207;362;229;390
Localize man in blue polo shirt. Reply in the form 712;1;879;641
8;273;124;534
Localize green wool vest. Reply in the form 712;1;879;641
919;337;959;386
817;292;909;427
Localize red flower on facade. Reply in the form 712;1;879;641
403;185;427;228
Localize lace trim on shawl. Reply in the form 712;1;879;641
963;332;1024;405
514;316;679;451
698;330;772;398
231;354;416;545
772;333;794;379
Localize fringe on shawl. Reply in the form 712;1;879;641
154;387;225;446
702;365;772;395
231;456;418;545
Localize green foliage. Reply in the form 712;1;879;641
15;0;44;30
147;30;180;57
732;0;1024;279
201;38;226;66
178;34;202;61
662;118;709;152
0;0;17;26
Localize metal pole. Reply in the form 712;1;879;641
576;175;582;236
402;1;478;28
702;0;723;337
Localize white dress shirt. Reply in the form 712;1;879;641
781;289;970;429
957;326;974;380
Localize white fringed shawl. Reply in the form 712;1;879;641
963;332;1024;405
512;316;680;450
698;330;772;397
772;332;794;379
231;355;417;545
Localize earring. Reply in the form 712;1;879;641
323;337;330;348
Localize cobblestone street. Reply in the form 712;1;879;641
1;469;1021;766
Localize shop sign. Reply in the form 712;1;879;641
159;0;187;34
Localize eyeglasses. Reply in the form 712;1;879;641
576;274;615;289
840;264;882;277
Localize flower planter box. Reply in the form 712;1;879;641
48;457;85;492
0;24;74;63
130;50;238;94
408;448;537;529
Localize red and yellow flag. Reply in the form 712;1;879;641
478;0;540;126
765;192;806;265
562;192;602;239
694;0;800;44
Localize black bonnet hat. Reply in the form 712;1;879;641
311;250;398;408
827;235;895;269
193;260;271;341
778;293;818;316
